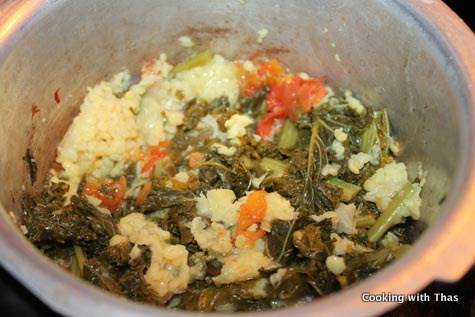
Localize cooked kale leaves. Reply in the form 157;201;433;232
22;93;412;312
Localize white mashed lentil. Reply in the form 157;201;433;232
115;213;190;302
56;71;142;185
57;53;240;186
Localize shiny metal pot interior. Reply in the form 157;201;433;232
0;1;474;316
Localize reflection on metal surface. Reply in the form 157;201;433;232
0;0;42;42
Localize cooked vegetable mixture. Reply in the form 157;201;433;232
22;51;424;312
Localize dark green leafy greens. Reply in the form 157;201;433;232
21;89;418;312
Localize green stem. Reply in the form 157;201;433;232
360;122;377;153
355;215;376;227
171;50;212;74
260;157;289;174
368;183;414;242
278;120;299;148
71;256;80;277
318;119;334;134
376;109;390;159
73;245;86;277
303;115;321;207
326;178;361;202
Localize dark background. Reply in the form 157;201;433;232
1;1;473;317
443;0;474;30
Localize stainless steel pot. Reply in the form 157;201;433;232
1;1;474;316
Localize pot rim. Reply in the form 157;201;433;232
0;1;474;317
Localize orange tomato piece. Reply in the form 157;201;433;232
188;152;205;169
135;181;152;206
235;63;264;97
256;114;276;141
140;141;171;173
236;57;328;141
82;176;127;213
257;59;286;78
296;78;327;113
265;76;299;111
237;190;267;235
256;110;286;141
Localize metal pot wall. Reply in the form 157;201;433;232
0;1;474;316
